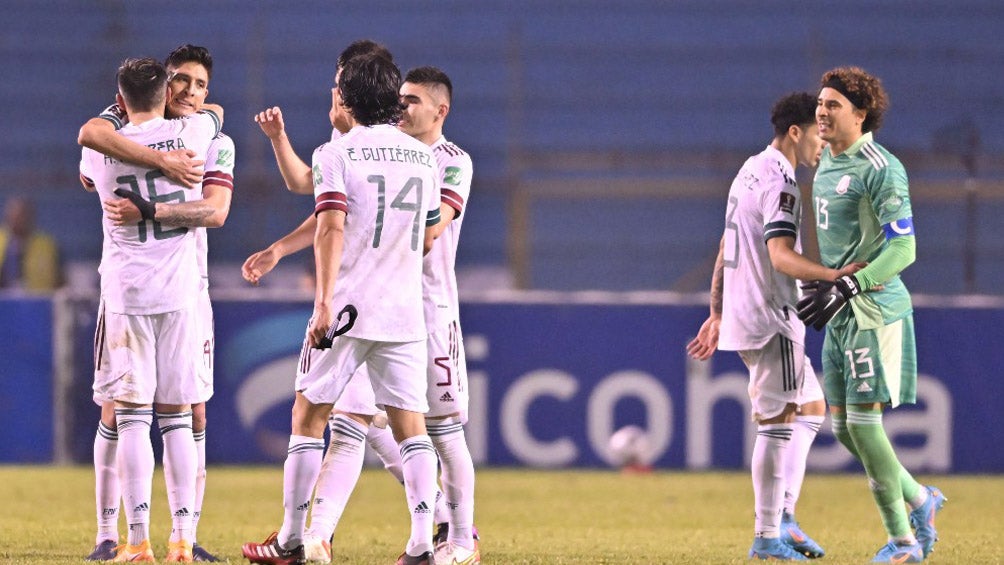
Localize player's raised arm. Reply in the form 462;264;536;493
254;106;313;194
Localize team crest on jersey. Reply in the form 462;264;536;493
835;175;851;195
443;166;463;186
312;164;323;187
215;149;234;168
779;192;796;214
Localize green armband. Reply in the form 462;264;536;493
855;235;916;289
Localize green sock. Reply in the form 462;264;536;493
833;410;924;508
846;406;914;540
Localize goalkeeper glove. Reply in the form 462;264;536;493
796;274;861;330
316;304;358;349
113;188;156;221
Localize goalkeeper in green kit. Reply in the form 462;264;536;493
796;66;946;563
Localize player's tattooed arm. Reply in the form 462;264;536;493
153;189;230;228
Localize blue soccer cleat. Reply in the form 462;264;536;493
85;539;118;561
780;512;825;558
910;485;946;557
872;540;924;563
748;537;809;561
192;542;221;562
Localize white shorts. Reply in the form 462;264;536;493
739;333;824;422
426;320;469;421
92;296;211;406
296;331;429;414
332;365;379;416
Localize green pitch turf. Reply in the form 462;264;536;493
0;466;999;563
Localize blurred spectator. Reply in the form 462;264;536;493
0;196;63;291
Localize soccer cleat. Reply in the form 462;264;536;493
242;531;306;565
871;540;924;563
112;539;155;562
302;534;332;564
432;522;449;547
192;543;221;562
780;512;825;558
909;485;946;557
748;537;809;561
165;539;194;562
396;550;434;565
433;541;481;565
86;539;119;561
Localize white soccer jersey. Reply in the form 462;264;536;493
718;145;805;351
312;124;440;342
423;136;473;331
80;111;221;315
197;132;235;287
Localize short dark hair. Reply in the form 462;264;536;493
404;66;453;103
338;53;403;126
770;92;817;136
820;66;889;133
117;57;168;112
164;44;213;79
337;39;393;70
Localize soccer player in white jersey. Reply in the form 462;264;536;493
242;62;479;565
78;57;223;563
241;53;441;565
686;92;862;561
398;66;479;565
78;44;233;563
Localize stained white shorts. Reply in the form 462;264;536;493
92;293;212;406
296;331;428;414
739;333;824;422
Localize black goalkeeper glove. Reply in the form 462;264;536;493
315;304;358;349
796;274;861;330
113;188;156;221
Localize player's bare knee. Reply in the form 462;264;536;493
192;402;207;432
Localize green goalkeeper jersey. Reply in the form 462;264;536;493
812;132;914;329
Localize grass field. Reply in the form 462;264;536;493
0;466;999;564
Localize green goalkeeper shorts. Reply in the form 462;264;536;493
821;313;917;408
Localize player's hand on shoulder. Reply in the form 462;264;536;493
159;149;205;189
241;249;280;285
254;106;286;140
686;316;720;361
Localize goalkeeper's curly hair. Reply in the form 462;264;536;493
337;53;402;127
821;66;889;133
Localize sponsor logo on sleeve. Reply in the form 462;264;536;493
779;192;796;214
443;166;463;186
215;149;234;168
312;164;323;187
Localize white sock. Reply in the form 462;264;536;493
94;422;120;544
278;435;325;549
192;428;206;541
159;411;197;543
367;424;404;483
116;407;154;545
428;418;476;550
784;415;823;516
752;424;792;538
308;415;367;541
400;435;438;556
366;424;451;528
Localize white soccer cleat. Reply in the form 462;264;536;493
433;541;480;565
302;534;331;564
